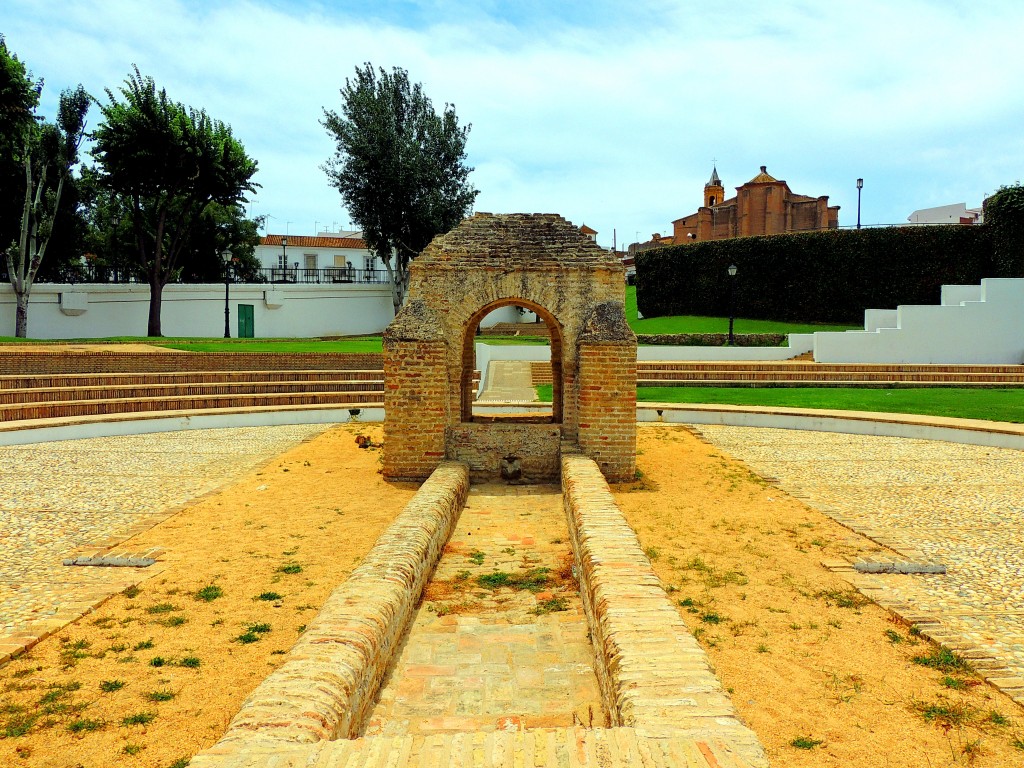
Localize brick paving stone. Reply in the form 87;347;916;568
695;424;1024;694
0;425;331;661
364;483;603;736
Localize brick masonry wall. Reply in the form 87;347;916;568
383;339;449;480
576;344;636;483
561;454;768;767
0;352;383;375
195;461;469;759
446;422;562;481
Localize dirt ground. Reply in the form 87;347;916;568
1;423;1022;767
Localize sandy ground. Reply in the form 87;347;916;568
0;344;185;354
0;423;1022;767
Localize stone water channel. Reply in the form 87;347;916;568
364;484;604;736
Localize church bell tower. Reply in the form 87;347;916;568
704;165;724;208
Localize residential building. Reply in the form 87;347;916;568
255;233;377;283
907;203;983;225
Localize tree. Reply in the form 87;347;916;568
322;64;478;314
92;68;258;336
984;183;1024;276
1;37;90;337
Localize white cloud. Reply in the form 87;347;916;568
3;0;1023;243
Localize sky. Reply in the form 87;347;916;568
4;0;1023;249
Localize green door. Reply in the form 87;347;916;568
238;304;255;338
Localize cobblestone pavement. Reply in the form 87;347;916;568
365;484;603;736
0;425;330;659
694;424;1024;688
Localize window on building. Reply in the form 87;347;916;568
304;253;317;269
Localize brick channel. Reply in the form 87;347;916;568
364;484;604;736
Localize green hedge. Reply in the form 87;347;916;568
636;226;1011;324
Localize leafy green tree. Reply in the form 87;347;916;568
175;204;264;283
983;183;1024;276
1;37;90;337
322;63;478;314
92;67;258;336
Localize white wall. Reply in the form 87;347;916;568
814;278;1024;364
0;282;395;339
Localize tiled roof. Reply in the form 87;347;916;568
579;224;598;234
261;235;367;249
747;165;779;184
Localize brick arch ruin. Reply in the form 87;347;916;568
460;297;564;423
383;213;636;483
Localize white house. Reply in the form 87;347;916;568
255;232;378;283
907;203;983;225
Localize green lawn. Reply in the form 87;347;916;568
624;286;856;335
533;384;1024;424
156;338;385;353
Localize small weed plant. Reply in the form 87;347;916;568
194;585;223;602
912;646;972;673
790;735;823;750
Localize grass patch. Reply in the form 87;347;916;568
67;718;104;733
157;615;188;627
157;337;384;354
624;286;854;335
941;676;969;691
179;656;201;668
635;387;1024;424
133;639;154;651
912;646;972;673
531;597;568;615
121;711;156;726
817;588;869;609
145;603;178;614
790;735;824;750
2;712;39;737
255;591;283;601
148;689;176;702
915;700;975;728
476;567;550;593
99;679;125;692
278;562;303;574
194;584;223;602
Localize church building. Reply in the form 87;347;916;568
670;166;840;244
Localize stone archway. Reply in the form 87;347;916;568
383;213;636;482
461;298;564;423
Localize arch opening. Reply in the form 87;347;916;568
461;298;563;424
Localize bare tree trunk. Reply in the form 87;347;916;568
148;279;163;337
382;256;405;316
15;292;29;338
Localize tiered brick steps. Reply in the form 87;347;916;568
482;321;550;337
0;370;385;421
635;361;1024;388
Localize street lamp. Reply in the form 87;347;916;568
727;263;738;346
856;178;863;230
281;236;288;276
221;250;232;338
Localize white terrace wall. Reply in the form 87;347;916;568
0;283;520;339
813;278;1024;364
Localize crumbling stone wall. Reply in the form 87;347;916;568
384;213;636;482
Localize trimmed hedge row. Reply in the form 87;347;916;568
636;333;787;347
635;225;1014;324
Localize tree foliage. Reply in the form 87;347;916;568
984;183;1024;275
92;67;258;336
322;63;478;313
1;36;90;337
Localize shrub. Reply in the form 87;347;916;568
636;225;1009;324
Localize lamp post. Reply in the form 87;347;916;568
856;178;863;230
727;263;738;346
281;236;288;276
222;250;232;338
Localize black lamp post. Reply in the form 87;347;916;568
727;263;738;346
856;178;863;230
222;250;232;338
281;236;288;277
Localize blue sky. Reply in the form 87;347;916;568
4;0;1022;248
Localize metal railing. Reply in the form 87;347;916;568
1;266;391;286
257;267;389;284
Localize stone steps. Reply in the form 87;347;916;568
0;368;476;423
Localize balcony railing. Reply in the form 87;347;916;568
1;266;391;286
258;267;389;284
